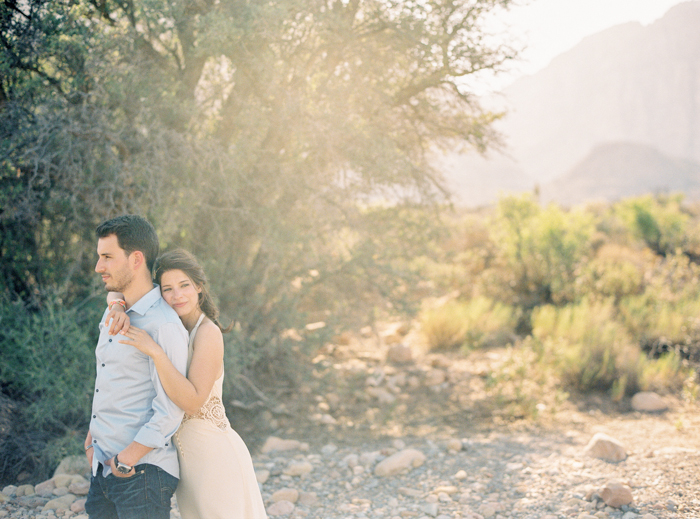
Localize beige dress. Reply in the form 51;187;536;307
174;314;268;519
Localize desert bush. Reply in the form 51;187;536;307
575;244;647;301
421;296;518;351
615;194;689;256
0;294;102;484
531;299;642;397
489;195;595;307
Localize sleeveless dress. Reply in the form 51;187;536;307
174;314;268;519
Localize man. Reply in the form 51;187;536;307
84;215;188;519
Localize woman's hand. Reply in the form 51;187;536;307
119;327;163;358
105;307;130;336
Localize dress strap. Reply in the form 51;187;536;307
189;313;206;342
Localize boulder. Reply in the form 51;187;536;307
599;480;634;507
631;392;668;412
267;500;295;516
386;344;413;364
374;448;426;477
53;455;90;477
584;432;627;462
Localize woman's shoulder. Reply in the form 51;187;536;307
193;317;224;346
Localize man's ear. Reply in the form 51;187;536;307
130;250;146;271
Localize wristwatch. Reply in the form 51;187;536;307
114;454;133;474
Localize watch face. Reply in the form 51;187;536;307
117;464;131;474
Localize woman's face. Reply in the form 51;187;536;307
160;269;202;318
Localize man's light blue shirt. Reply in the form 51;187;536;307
89;285;188;478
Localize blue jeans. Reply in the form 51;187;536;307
85;463;178;519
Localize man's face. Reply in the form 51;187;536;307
95;234;134;293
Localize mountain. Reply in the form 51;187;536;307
541;141;700;205
441;1;700;206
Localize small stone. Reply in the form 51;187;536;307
53;456;90;478
255;469;270;484
374;449;426;477
52;487;69;497
283;460;313;476
599;480;633;508
71;498;87;513
454;470;467;480
16;484;35;497
1;485;17;497
42;494;77;512
35;479;56;497
478;503;497;518
631;392;668;412
424;369;446;387
420;502;439;517
622;512;638;519
387;344;413;364
366;386;397;404
584;433;627;462
299;491;318;506
272;488;299;503
321;444;338;456
267;500;295;516
261;437;303;453
446;439;462;452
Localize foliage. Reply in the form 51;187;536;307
615;194;689;256
420;296;517;351
0;294;102;483
488;194;596;307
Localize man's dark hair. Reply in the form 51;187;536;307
96;215;159;273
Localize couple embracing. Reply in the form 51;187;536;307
84;215;267;519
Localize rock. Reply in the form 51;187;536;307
374;448;426;477
387;344;413;364
424;369;447;387
584;433;627;462
446;438;463;452
68;479;90;496
299;491;318;506
71;498;87;513
1;485;17;497
267;500;295;516
366;386;397;404
261;437;303;453
52;487;69;496
272;488;299;503
34;479;56;497
16;484;35;497
622;512;639;519
321;444;338;456
478;503;497;518
255;469;270;484
53;455;90;477
0;494;7;504
631;392;668;412
599;480;634;508
455;470;467;480
420;502;439;517
283;460;313;476
42;493;77;512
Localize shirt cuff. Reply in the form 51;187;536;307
133;426;167;449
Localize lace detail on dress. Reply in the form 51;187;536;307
182;395;230;431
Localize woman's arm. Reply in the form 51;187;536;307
106;292;129;335
119;321;223;415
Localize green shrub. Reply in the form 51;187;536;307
0;295;101;484
532;299;642;397
616;194;689;255
420;296;518;351
490;194;595;307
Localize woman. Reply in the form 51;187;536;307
107;249;267;519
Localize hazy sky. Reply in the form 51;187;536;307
489;0;690;89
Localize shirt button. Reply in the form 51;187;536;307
93;415;96;418
101;363;105;367
95;389;99;392
108;339;112;342
165;443;169;447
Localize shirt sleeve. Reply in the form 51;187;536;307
133;322;188;448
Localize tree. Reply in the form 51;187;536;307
1;0;518;360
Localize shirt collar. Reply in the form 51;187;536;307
127;285;162;316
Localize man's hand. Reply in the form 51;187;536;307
108;456;136;478
84;432;94;467
105;307;130;336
